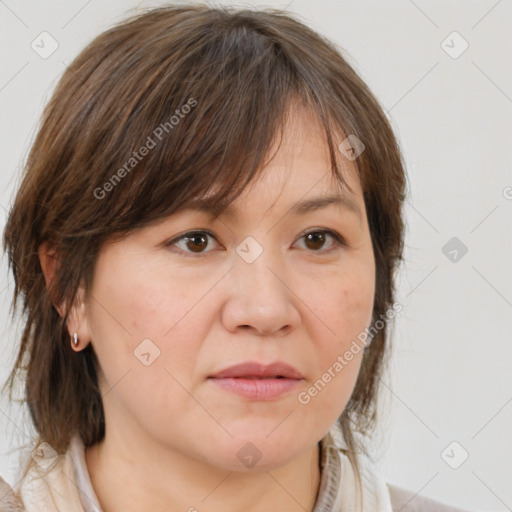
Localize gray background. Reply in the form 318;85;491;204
1;1;511;510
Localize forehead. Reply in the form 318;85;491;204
192;107;363;217
185;158;363;229
185;188;363;227
164;102;366;232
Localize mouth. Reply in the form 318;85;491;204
227;376;287;379
209;361;304;380
208;361;304;400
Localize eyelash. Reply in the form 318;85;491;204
165;228;345;258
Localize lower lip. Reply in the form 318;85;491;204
208;377;302;400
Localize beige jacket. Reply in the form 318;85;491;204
0;432;472;512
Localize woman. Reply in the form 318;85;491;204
0;4;472;511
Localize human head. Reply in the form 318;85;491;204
2;2;406;491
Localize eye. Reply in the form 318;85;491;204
294;229;345;253
165;228;345;257
166;230;219;257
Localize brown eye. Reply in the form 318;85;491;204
184;233;209;253
304;232;327;251
167;228;344;258
296;229;344;253
166;230;219;257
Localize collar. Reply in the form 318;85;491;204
19;425;393;512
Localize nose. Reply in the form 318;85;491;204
220;241;300;337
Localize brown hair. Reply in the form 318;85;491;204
2;2;407;503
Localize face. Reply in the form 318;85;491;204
78;107;375;472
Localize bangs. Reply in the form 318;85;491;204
55;6;356;241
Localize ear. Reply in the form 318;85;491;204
38;241;90;348
38;241;64;315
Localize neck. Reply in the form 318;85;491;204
85;427;322;512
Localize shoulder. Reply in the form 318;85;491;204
387;483;473;512
0;476;24;511
0;436;88;512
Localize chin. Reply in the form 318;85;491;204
198;434;309;473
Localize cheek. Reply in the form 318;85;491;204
307;259;375;351
316;279;370;379
85;264;209;434
294;260;374;419
88;243;185;341
85;247;212;393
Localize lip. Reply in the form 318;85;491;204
208;361;304;400
209;361;304;379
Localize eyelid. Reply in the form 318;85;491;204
165;228;346;257
297;228;346;251
164;229;219;257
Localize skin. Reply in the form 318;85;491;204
39;106;376;512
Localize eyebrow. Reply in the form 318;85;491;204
286;194;361;219
184;193;362;222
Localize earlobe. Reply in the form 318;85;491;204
38;243;90;350
67;290;91;351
